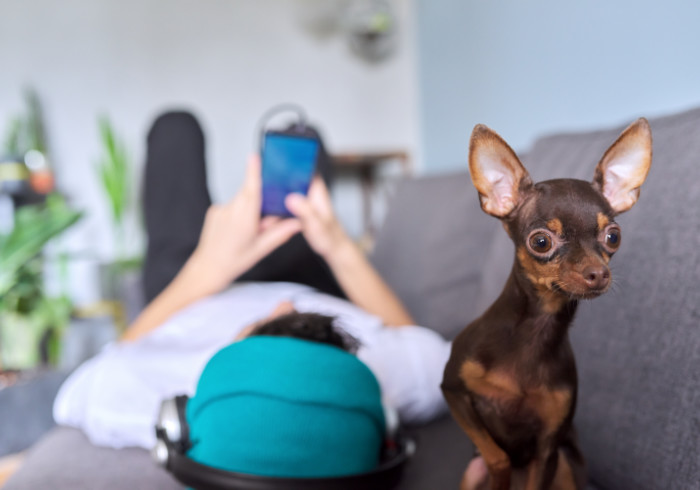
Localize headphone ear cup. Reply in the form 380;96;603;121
174;395;191;452
382;400;399;440
380;400;401;462
153;395;190;467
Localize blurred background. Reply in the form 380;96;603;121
1;0;700;461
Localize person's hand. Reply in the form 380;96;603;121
284;177;352;261
286;175;414;327
121;157;301;343
184;156;301;295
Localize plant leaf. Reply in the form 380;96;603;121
0;195;83;297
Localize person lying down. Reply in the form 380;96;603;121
53;156;450;457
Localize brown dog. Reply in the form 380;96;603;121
442;119;652;490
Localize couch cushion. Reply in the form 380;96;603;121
0;370;68;457
401;415;476;489
371;172;500;339
6;422;474;490
4;427;182;490
505;107;700;490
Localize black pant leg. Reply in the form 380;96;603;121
142;111;211;304
237;234;345;298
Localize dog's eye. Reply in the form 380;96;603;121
603;226;621;251
529;232;552;253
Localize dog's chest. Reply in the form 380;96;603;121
460;360;572;442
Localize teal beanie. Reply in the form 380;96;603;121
186;336;386;478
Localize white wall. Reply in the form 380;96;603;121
0;0;420;272
416;0;700;171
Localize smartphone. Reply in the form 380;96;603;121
260;130;320;217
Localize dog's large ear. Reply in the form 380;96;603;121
469;124;532;218
593;118;652;214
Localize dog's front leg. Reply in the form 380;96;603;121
522;444;556;490
442;388;511;490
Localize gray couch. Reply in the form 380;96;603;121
6;107;700;489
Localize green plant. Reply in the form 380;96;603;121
95;116;131;260
0;194;82;369
3;116;23;156
0;194;81;296
2;87;49;157
24;89;48;154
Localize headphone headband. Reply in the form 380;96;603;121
162;430;414;490
153;395;415;490
257;103;309;153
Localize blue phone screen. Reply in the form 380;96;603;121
261;133;319;216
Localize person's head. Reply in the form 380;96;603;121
249;311;360;353
185;312;386;478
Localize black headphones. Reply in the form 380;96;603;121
153;395;416;490
256;103;309;154
256;103;339;189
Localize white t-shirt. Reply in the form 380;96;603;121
53;282;451;449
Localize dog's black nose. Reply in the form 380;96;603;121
583;265;610;290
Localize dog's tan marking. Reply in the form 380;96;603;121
527;386;572;436
547;218;563;236
461;425;511;482
538;290;568;314
458;361;574;489
517;247;567;313
521;388;574;490
550;449;577;490
597;212;609;232
460;360;522;399
442;388;512;489
517;248;558;289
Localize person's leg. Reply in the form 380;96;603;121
142;111;211;304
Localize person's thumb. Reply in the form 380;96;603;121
285;193;315;221
252;218;301;258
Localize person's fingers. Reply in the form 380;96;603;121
242;154;262;195
309;176;330;200
222;155;263;222
260;215;281;231
252;218;301;257
307;177;334;218
197;205;222;240
284;193;315;221
460;457;488;490
206;203;222;219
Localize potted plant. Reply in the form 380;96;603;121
0;194;82;371
95;117;143;325
2;88;55;197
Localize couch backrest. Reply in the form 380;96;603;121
372;107;700;489
370;172;501;340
